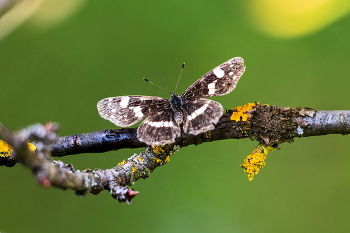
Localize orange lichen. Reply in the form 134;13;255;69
230;103;257;122
153;146;165;154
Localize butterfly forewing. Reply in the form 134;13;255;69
181;57;245;102
97;96;169;127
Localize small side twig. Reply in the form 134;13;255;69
0;123;179;203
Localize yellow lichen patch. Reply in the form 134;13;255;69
0;140;13;157
118;160;126;165
138;157;143;162
0;140;36;158
131;167;137;173
27;141;36;152
165;155;171;163
153;146;165;154
153;158;162;163
204;130;211;139
240;144;275;181
230;103;257;122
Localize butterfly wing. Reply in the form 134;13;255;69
97;96;169;127
137;109;181;146
182;98;223;135
181;57;245;102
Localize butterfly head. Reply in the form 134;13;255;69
170;93;182;108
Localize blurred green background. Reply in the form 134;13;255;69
1;0;350;232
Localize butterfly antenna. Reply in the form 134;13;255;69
143;78;171;93
174;63;185;93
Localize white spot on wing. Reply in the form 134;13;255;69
164;121;174;127
133;106;144;118
187;102;209;120
208;82;216;95
120;96;130;108
213;67;225;78
229;71;233;76
147;121;173;127
111;109;117;113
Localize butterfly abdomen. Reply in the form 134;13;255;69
170;93;185;125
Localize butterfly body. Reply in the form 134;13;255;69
97;57;246;146
169;93;185;125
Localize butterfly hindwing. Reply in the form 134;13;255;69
137;109;181;146
181;57;245;102
182;98;223;135
97;96;169;127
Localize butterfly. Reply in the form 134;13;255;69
97;57;245;146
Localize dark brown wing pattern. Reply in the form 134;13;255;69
181;57;245;102
97;96;169;127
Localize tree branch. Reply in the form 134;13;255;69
50;105;350;155
1;103;349;203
